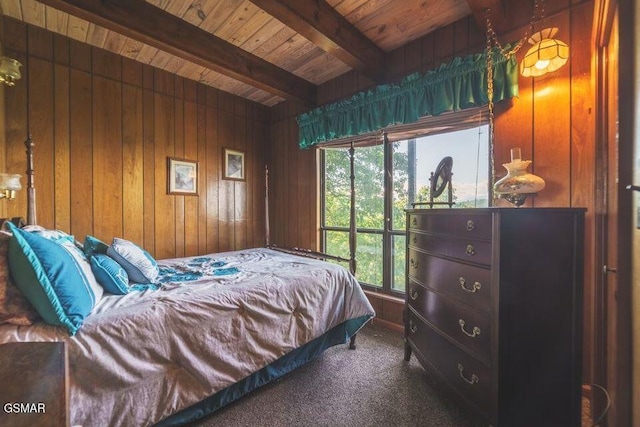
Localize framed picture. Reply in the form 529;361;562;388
167;157;198;195
223;148;245;181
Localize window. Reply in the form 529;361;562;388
323;145;384;287
321;124;489;295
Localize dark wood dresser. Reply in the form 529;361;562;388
404;208;585;427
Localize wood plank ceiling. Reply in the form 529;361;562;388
0;0;473;106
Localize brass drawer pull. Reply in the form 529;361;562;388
409;288;419;301
459;277;481;293
410;258;419;269
458;319;481;338
412;235;417;244
409;320;418;333
465;244;476;256
466;220;475;231
457;363;479;385
412;217;417;226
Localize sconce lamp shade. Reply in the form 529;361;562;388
0;173;21;200
520;27;569;77
0;56;22;86
0;173;22;191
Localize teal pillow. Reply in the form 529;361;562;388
107;238;159;284
6;223;103;335
23;225;76;245
84;235;109;257
90;254;129;295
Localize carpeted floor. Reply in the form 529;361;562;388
192;323;481;427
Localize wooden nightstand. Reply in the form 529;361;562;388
0;342;69;427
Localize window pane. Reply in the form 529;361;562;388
325;230;382;287
392;125;489;230
392;141;410;232
324;149;351;228
324;146;384;230
392;234;406;291
354;232;382;287
325;229;349;259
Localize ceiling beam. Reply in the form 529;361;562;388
465;0;508;36
38;0;317;106
248;0;387;83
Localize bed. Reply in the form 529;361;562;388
0;140;375;426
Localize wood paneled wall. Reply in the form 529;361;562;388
270;0;597;379
1;18;269;259
1;0;598;382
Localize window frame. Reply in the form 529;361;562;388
320;113;489;296
320;137;405;296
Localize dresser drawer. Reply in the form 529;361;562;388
408;233;491;266
408;285;491;361
407;309;491;417
407;213;492;239
407;250;492;312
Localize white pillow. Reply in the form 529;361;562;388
107;238;159;284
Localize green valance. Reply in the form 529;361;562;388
297;46;518;149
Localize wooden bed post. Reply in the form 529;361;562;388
25;134;36;226
263;164;352;265
264;165;270;247
348;142;357;276
348;142;358;350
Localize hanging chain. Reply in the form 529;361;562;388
485;9;496;193
486;10;495;128
485;0;543;59
538;0;545;24
485;0;544;196
485;9;519;57
521;0;543;49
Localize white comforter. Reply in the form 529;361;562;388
0;248;375;426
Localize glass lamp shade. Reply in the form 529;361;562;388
0;173;22;191
493;160;545;207
0;57;22;86
0;173;22;200
520;28;569;77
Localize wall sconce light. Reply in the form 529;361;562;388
0;56;22;86
493;147;545;206
520;27;569;77
0;173;22;200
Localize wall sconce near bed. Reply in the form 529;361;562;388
0;56;22;86
0;173;22;200
520;27;569;77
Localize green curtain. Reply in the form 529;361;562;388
297;46;518;149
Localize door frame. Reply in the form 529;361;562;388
618;0;639;424
593;0;632;425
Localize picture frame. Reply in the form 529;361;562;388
223;148;245;181
167;157;198;196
